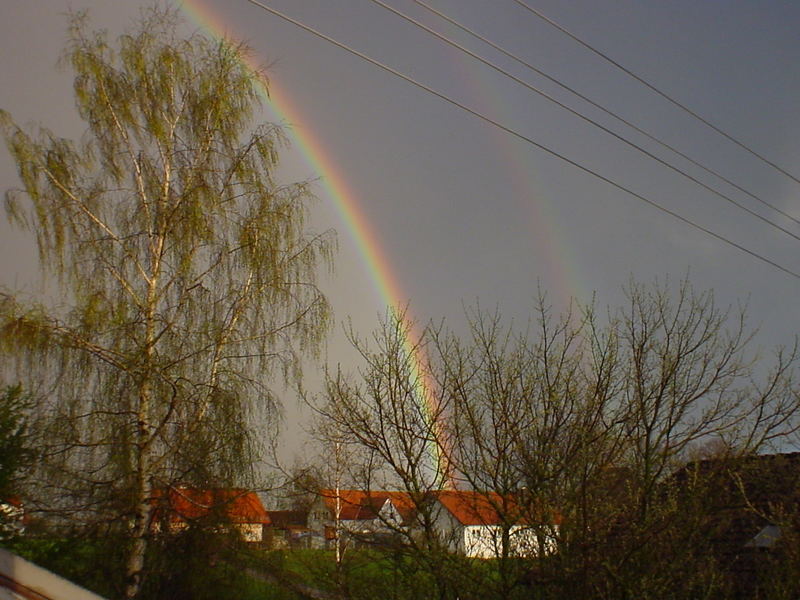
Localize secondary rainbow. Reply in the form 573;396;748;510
180;0;454;488
450;42;588;310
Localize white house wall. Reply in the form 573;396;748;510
463;525;549;559
429;500;556;559
429;503;464;554
238;523;263;543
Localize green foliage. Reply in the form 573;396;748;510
142;527;270;600
0;385;32;498
9;535;128;598
0;384;33;543
10;533;296;600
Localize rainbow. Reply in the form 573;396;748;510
179;0;454;488
451;46;587;309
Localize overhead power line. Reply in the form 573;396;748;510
369;0;800;245
414;0;800;229
512;0;800;187
241;0;800;282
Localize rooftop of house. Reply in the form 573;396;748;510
318;489;417;523
673;451;800;506
435;490;520;526
266;510;307;528
151;487;271;525
316;488;547;527
664;452;800;598
669;452;800;553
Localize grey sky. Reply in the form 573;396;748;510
2;1;800;459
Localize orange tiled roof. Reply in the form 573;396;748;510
317;488;558;527
435;490;519;526
319;489;417;523
152;487;270;525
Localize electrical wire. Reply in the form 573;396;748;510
414;0;800;229
240;0;800;281
368;0;800;244
512;0;800;187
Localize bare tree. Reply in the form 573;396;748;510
0;8;333;598
576;280;798;598
316;312;462;599
317;281;799;599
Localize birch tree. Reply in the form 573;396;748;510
0;9;333;599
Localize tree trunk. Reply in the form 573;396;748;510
124;449;153;600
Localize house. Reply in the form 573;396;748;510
264;510;310;548
668;452;800;598
306;488;555;558
307;489;417;548
150;487;271;543
429;490;556;559
670;452;800;549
